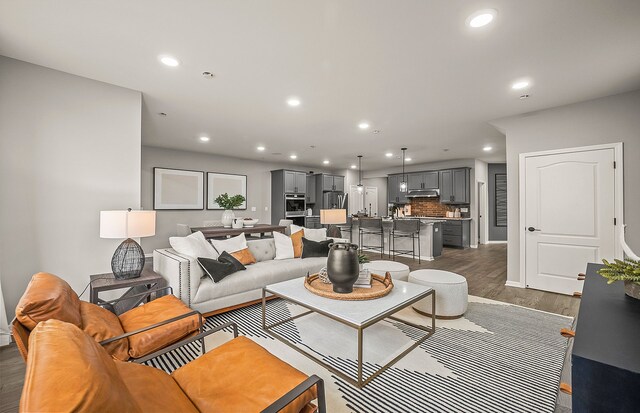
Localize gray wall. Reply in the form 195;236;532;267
362;177;388;215
487;163;507;241
140;146;335;252
0;57;142;315
493;89;640;284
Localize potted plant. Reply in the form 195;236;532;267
215;193;246;228
598;258;640;300
358;253;370;272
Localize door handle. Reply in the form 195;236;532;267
527;227;541;232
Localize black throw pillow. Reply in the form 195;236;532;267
301;237;334;258
218;251;246;272
197;257;236;283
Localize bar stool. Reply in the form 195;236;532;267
359;217;385;258
389;219;421;263
336;216;354;242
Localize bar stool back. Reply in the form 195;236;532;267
389;219;421;263
359;217;385;258
337;216;354;242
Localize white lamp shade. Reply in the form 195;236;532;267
320;209;347;225
100;210;156;239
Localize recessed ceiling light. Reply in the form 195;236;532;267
405;157;412;162
287;97;301;107
467;9;497;28
199;136;210;142
358;122;370;130
159;55;180;67
483;146;492;151
511;80;529;90
350;164;357;169
385;152;393;157
290;154;298;159
257;146;265;151
323;160;330;165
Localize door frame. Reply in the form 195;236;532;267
518;142;624;289
478;181;488;245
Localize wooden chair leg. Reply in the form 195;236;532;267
559;382;572;395
560;328;575;338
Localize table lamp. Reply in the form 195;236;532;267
320;209;346;239
100;209;156;279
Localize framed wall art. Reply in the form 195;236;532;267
207;172;247;210
153;167;205;210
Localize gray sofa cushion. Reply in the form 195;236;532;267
192;257;327;304
247;238;276;262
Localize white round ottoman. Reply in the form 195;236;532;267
409;269;468;319
363;260;410;281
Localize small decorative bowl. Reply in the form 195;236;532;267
318;267;331;284
243;218;259;227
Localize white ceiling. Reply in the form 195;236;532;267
1;1;639;170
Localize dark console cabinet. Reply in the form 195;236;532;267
572;263;640;412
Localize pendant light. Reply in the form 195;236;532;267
399;148;408;192
357;155;364;193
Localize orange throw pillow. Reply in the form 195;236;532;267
230;248;257;265
291;230;304;258
15;272;83;331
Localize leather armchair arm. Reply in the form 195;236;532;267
99;310;204;346
132;321;239;364
261;375;326;413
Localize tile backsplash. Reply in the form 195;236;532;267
408;198;469;217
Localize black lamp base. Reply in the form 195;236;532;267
327;225;343;239
111;238;145;279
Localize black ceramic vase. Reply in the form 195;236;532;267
327;242;359;293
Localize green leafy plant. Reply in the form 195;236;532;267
598;258;640;284
358;253;370;265
214;193;245;210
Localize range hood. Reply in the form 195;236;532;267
406;189;440;198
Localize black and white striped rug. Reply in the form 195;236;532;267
144;296;571;413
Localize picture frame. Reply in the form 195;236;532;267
207;172;247;210
153;167;205;210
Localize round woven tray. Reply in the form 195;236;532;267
304;272;394;301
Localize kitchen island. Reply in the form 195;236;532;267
349;217;445;261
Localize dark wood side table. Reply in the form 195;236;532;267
89;265;165;315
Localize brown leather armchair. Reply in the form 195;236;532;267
13;272;203;362
21;319;326;413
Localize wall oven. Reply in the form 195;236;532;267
285;194;306;217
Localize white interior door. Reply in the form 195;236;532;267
364;186;378;216
524;148;615;295
349;185;363;215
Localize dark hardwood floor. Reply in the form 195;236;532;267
0;244;580;412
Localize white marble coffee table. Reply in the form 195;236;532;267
262;277;435;388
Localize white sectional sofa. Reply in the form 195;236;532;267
153;237;328;314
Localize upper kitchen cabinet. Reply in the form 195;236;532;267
320;174;344;192
283;170;307;194
388;174;408;204
439;168;470;204
306;174;316;204
408;171;439;190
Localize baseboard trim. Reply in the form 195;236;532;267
486;240;508;244
505;280;525;288
470;244;478;249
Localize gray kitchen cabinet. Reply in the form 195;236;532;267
333;175;344;192
387;174;407;204
306;174;316;204
305;216;321;229
284;171;296;193
321;174;344;192
439;168;469;204
442;220;470;248
294;172;306;194
408;171;439;190
284;171;306;193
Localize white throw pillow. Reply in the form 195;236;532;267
290;224;326;242
169;231;218;259
273;231;294;260
210;232;247;254
304;227;327;242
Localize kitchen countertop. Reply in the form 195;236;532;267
415;216;472;221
